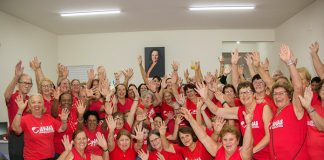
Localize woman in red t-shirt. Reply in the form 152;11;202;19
180;107;253;160
59;129;109;160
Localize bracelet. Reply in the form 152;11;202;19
286;59;295;66
308;108;316;114
103;148;109;152
222;101;227;106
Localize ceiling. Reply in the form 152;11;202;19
0;0;315;35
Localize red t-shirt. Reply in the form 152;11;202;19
109;143;137;160
306;99;324;160
54;106;79;154
237;103;270;160
21;114;61;160
172;141;213;160
84;127;104;156
269;103;309;160
263;95;277;114
138;103;156;120
186;99;197;119
6;90;29;131
89;99;105;119
43;96;54;115
117;98;134;113
71;147;91;160
214;146;242;160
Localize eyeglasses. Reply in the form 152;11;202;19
224;90;234;94
149;137;160;143
273;91;287;96
239;90;253;96
41;84;51;88
19;81;33;86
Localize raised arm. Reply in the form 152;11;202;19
159;121;176;153
240;111;254;160
231;49;241;89
244;53;256;78
126;86;139;127
29;57;46;93
122;68;134;88
106;116;116;151
4;61;23;102
299;86;324;131
96;132;109;160
138;56;150;85
12;95;27;134
180;107;220;156
252;52;275;89
57;135;73;160
132;123;145;152
309;42;324;79
58;108;69;132
279;45;304;119
51;87;61;118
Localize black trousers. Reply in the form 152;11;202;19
8;132;24;160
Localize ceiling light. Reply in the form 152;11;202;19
189;6;255;11
60;10;121;17
236;41;240;44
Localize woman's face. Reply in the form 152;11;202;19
153;78;161;88
117;135;131;152
151;51;159;63
140;85;148;94
79;90;87;102
222;133;239;153
29;95;45;115
92;80;99;89
273;87;290;109
149;134;162;150
166;79;172;88
59;79;70;93
154;117;163;129
127;87;135;99
238;87;254;106
224;87;235;99
298;72;309;90
141;94;153;107
87;115;98;131
117;85;126;98
179;132;193;147
74;131;88;151
60;94;72;110
163;92;173;104
41;81;52;96
185;88;196;100
252;79;266;93
71;80;81;94
114;115;125;129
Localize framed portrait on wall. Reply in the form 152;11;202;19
145;47;165;78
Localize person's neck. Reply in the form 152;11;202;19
76;147;85;157
188;142;196;152
157;146;162;152
32;113;43;118
19;91;27;99
245;101;256;113
225;148;236;159
43;94;52;100
255;91;266;99
72;92;79;97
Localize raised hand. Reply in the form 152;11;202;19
59;108;70;121
184;69;190;80
170;71;178;84
179;107;192;121
309;41;319;55
85;87;94;98
104;102;114;115
97;66;107;81
158;121;167;135
132;123;144;141
53;87;61;100
204;72;214;84
171;61;179;71
214;91;225;103
218;55;224;64
114;71;122;81
15;94;28;111
76;100;86;116
196;98;204;111
106;116;116;131
175;94;186;106
137;149;149;160
298;86;313;111
251;51;260;67
29;57;41;71
238;65;244;76
244;53;253;67
212;116;226;133
123;68;134;79
138;55;143;65
96;132;108;150
231;49;241;65
175;115;184;125
61;135;73;151
279;44;294;64
260;58;270;71
223;66;231;76
195;82;208;99
15;60;24;78
160;77;167;89
99;79;110;97
243;111;253;125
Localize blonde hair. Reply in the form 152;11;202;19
27;93;46;114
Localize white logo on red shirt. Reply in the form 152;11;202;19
88;138;98;146
241;121;259;128
271;119;283;129
307;120;315;127
32;125;54;134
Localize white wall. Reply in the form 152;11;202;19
0;11;58;122
275;0;324;76
58;30;275;85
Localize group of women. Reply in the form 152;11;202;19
4;42;324;160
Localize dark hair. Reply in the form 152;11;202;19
177;127;198;147
237;81;255;95
126;84;137;98
72;129;87;140
311;77;321;84
222;84;237;94
57;78;70;87
183;83;197;96
219;125;241;140
59;92;73;104
271;82;294;100
117;129;131;140
150;48;159;55
113;112;125;120
147;129;161;151
71;79;80;85
138;83;147;96
315;79;324;100
251;74;262;83
153;114;163;121
90;79;99;89
83;110;100;124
